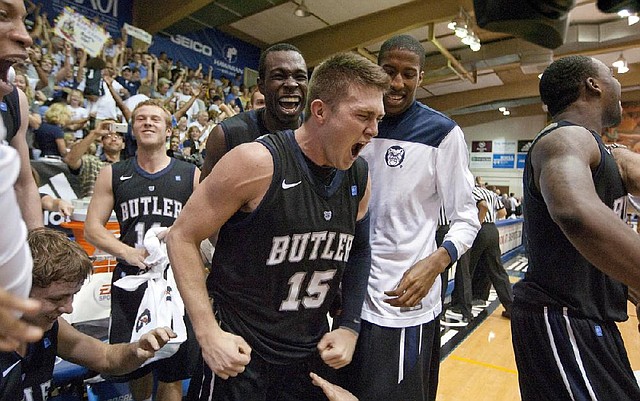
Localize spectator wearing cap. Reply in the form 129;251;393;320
152;74;183;101
115;65;140;97
208;94;223;114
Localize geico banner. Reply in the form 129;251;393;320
32;0;133;38
149;28;260;79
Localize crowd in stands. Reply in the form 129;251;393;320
20;2;260;174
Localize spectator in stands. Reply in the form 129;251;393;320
13;69;42;147
167;135;185;159
175;116;188;142
249;89;265;110
238;84;251;110
116;65;141;97
63;120;123;198
182;125;202;157
66;89;90;139
176;80;206;122
224;85;242;111
32;53;56;98
33;102;71;157
153;76;181;101
188;109;213;144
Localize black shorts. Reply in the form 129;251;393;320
108;263;199;383
511;303;640;401
186;350;335;401
338;318;441;401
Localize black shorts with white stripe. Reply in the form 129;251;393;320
338;319;441;401
511;303;640;401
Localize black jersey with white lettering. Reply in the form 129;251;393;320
0;322;58;401
111;157;195;255
208;129;367;364
220;108;269;151
514;121;628;321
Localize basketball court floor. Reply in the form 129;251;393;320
436;256;640;401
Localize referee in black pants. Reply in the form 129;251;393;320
461;183;513;318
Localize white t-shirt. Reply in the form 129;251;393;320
67;105;89;139
78;80;124;121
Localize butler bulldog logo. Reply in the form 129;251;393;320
385;145;405;167
135;308;151;332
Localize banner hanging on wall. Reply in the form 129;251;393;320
149;29;260;79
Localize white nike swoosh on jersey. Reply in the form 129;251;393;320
120;175;133;181
2;360;20;378
281;179;302;190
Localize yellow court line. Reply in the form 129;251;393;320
448;355;518;375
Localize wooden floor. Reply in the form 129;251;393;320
437;281;640;401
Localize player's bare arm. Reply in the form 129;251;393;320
84;166;147;269
534;126;640;290
57;318;176;375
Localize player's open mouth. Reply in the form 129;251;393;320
351;142;365;158
279;96;301;113
0;59;18;89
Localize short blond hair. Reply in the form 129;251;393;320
132;99;172;128
44;103;71;126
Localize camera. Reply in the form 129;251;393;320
109;122;129;133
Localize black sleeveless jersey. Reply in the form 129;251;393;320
1;87;20;145
208;129;368;364
220;108;269;151
112;157;195;257
514;121;628;321
0;322;58;401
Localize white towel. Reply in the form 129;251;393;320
112;227;187;366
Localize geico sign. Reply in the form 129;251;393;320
171;35;212;56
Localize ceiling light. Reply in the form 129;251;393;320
498;107;506;112
629;14;640;25
617;64;630;74
612;53;626;69
461;33;475;45
294;0;311;17
454;25;468;38
448;8;481;51
618;9;632;18
448;10;467;32
469;33;481;52
503;110;511;116
612;54;629;74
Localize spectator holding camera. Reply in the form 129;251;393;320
63;120;124;198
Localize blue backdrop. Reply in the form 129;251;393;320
149;29;260;79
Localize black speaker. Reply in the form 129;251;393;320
473;0;576;49
597;0;640;13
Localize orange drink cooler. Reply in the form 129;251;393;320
61;220;120;273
